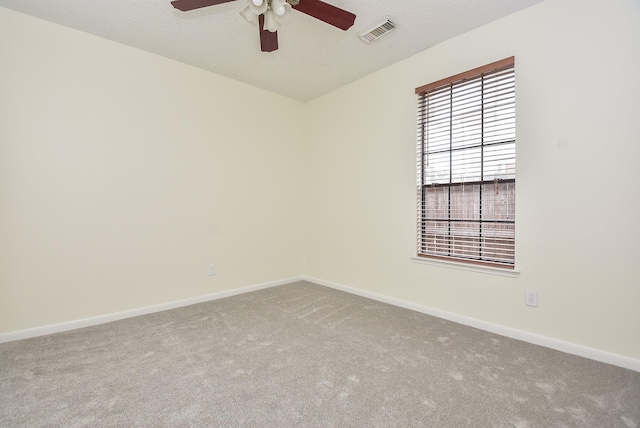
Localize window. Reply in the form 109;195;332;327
415;57;516;268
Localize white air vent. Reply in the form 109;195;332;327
357;17;397;43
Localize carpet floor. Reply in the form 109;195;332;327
1;281;639;427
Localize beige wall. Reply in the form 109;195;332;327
305;0;640;360
2;0;639;362
0;8;306;332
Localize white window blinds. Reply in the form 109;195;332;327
416;57;516;268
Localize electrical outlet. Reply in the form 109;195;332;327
208;263;216;277
525;290;538;307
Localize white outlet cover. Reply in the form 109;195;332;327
525;290;538;307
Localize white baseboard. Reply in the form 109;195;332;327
2;274;638;373
303;276;640;373
0;276;304;344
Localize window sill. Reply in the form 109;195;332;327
412;256;521;277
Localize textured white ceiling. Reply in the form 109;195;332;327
0;0;544;102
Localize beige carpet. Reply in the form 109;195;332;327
1;281;639;427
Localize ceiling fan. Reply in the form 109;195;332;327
171;0;356;52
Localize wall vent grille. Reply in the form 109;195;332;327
357;17;397;43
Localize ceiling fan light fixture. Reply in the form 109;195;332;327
240;6;258;26
271;0;291;17
246;0;268;15
263;9;280;32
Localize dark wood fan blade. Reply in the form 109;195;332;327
171;0;236;12
259;14;279;52
292;0;355;30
